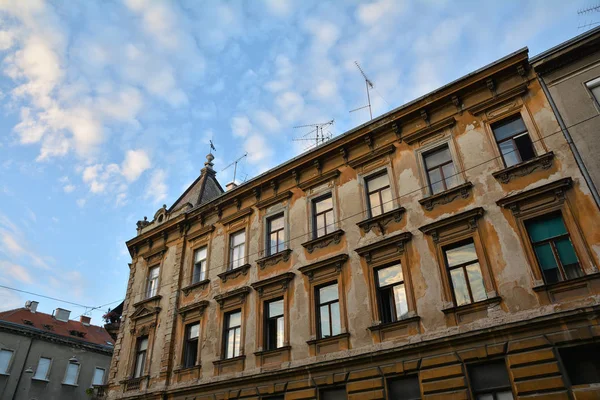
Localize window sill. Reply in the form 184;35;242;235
418;182;473;211
301;229;345;254
254;345;292;357
492;152;554;184
217;264;251;282
532;273;600;303
0;373;9;376
173;364;202;373
256;249;292;270
442;296;502;316
306;332;350;346
357;207;406;234
61;383;78;387
31;378;50;382
213;355;246;375
181;279;210;296
368;315;421;331
132;294;162;308
255;346;292;368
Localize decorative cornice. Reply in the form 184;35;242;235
217;264;251;282
300;229;345;254
132;295;162;309
401;117;455;144
355;232;412;264
142;245;167;263
178;300;209;317
357;207;406;234
255;190;293;209
418;182;473;211
467;83;528;115
496;177;573;214
220;207;253;225
419;207;484;243
256;249;292;270
299;254;348;281
181;279;210;296
214;286;251;308
347;143;396;169
298;170;340;191
250;272;295;296
187;225;215;242
492;152;554;184
130;305;161;321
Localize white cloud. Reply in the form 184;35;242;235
0;261;32;284
0;29;14;50
356;0;404;26
145;169;168;204
121;149;151;182
245;134;273;164
263;0;294;17
76;198;86;208
63;184;75;193
253;110;281;133
231;116;252;138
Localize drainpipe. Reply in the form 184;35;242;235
538;74;600;210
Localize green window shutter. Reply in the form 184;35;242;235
555;237;579;266
534;243;558;271
526;214;567;242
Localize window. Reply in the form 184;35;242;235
586;77;600;105
525;213;583;284
313;194;335;238
224;311;242;359
229;230;246;270
316;283;341;338
63;361;80;385
134;336;148;378
492;115;535;168
365;172;393;217
375;264;408;323
267;214;285;255
183;322;200;368
559;343;600;385
423;145;458;195
192;247;208;283
319;387;347;400
265;298;284;350
388;375;421;400
92;367;105;386
468;360;514;400
0;349;14;374
146;266;159;298
33;357;51;380
443;240;487;307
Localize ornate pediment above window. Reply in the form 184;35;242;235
181;279;210;296
219;207;253;226
419;207;484;243
357;207;406;234
217;264;251;282
187;225;215;242
492;152;555;184
301;229;345;253
299;254;348;282
298;169;340;191
355;232;412;265
178;300;209;321
347;143;396;169
467;83;528;115
256;249;293;270
256;190;293;209
496;177;572;216
401;116;455;145
130;301;161;322
142;245;167;264
251;272;295;297
419;182;473;211
214;286;251;309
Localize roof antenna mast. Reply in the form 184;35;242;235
350;61;374;120
293;120;335;149
221;152;248;184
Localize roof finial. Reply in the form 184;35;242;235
205;153;214;169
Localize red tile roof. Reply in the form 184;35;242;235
0;308;114;348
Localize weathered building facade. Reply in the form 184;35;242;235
107;44;600;400
0;301;113;400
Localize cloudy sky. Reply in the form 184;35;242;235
0;0;590;321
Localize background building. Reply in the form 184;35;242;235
107;35;600;400
0;301;114;400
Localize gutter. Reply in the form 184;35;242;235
537;75;600;210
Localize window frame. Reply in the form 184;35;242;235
415;137;465;198
182;321;200;368
264;297;285;350
311;193;336;239
145;265;160;299
386;374;422;400
133;335;149;378
266;213;286;256
585;76;600;111
364;170;394;218
315;281;341;339
319;386;348;400
32;356;52;381
223;309;242;359
442;239;488;307
192;246;208;284
228;229;247;271
92;367;106;386
0;348;14;375
466;359;514;400
62;360;81;386
491;114;536;168
374;263;409;324
423;145;458;195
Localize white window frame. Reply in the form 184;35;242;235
92;367;106;386
586;76;600;110
0;348;14;375
146;265;160;298
62;361;80;386
228;229;247;270
415;137;465;197
32;356;52;381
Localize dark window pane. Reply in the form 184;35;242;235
559;343;600;385
424;147;452;169
526;214;567;242
468;360;512;393
492;116;527;142
499;140;520;167
387;375;421;400
445;242;478;267
320;388;347;400
379;287;394;323
555;237;579;267
377;264;403;287
268;299;284;317
514;133;535;162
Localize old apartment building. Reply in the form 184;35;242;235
106;43;600;399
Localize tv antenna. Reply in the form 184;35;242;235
221;152;248;184
293;120;335;148
350;61;374;120
577;3;600;29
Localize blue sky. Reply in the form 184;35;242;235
0;0;591;323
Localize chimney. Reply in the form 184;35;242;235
54;308;71;322
80;315;91;326
226;182;238;191
25;300;39;313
